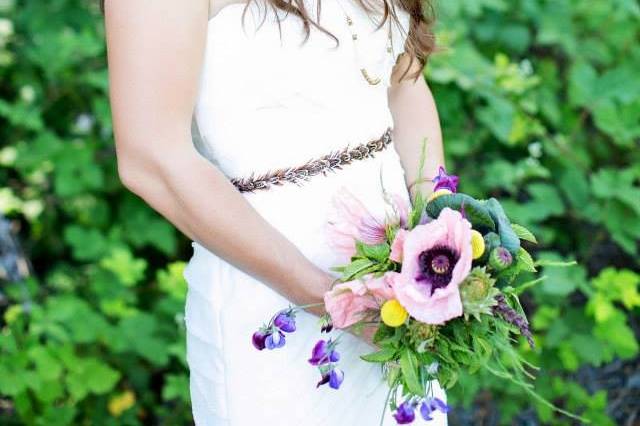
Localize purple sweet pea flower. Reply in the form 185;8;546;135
308;339;339;366
316;367;344;390
328;368;344;389
420;397;450;421
432;166;459;193
252;331;268;351
265;330;286;350
309;340;329;365
274;310;296;333
393;401;416;424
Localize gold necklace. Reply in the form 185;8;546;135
335;0;394;86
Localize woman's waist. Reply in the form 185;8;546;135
194;107;395;177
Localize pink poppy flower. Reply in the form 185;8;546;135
392;208;473;324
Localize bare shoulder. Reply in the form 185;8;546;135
104;0;212;159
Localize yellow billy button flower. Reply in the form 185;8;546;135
427;188;452;203
470;230;485;259
381;299;409;327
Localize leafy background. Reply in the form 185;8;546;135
0;0;638;425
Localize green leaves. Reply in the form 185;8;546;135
427;1;639;423
360;347;397;363
355;241;390;263
333;241;394;282
511;224;537;244
66;358;121;400
399;349;423;395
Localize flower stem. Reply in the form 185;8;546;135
293;302;325;310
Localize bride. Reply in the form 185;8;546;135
103;0;447;424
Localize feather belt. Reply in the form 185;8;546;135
230;127;393;193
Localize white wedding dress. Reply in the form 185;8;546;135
183;0;448;424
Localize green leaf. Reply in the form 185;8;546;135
408;191;425;229
568;61;598;107
84;359;120;394
538;252;586;297
63;225;110;262
517;247;537;272
355;241;391;263
361;347;397;363
339;258;376;281
162;374;190;402
99;246;147;287
399;348;423;395
511;224;538;244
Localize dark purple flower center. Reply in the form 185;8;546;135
431;254;450;274
417;245;459;295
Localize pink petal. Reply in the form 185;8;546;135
323;279;377;329
389;229;409;263
365;272;399;302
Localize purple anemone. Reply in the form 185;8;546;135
432;166;459;193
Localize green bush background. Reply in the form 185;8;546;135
0;0;638;424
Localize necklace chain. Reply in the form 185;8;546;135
334;0;394;86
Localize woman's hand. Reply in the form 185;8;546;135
104;0;331;307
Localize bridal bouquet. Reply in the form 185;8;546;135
252;166;580;424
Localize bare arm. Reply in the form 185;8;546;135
388;54;445;199
104;0;329;313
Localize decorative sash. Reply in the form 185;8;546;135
231;127;393;193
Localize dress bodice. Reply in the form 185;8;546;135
192;0;411;180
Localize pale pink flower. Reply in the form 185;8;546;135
323;279;378;329
323;272;402;329
366;272;399;303
326;188;386;260
392;208;473;324
389;193;410;228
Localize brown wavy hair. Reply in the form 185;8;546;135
100;0;435;81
